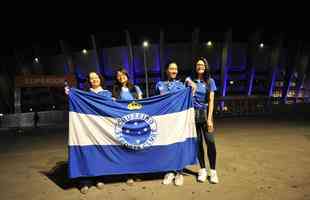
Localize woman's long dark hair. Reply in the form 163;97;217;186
191;57;211;83
112;67;135;98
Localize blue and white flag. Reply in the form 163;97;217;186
68;88;197;178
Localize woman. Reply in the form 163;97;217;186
156;61;196;186
112;67;142;100
65;71;111;194
65;71;112;98
186;57;219;184
112;67;143;185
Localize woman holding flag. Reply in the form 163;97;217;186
112;67;143;100
155;61;196;186
65;71;111;194
185;57;219;184
112;67;143;185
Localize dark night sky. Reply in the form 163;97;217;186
0;10;309;57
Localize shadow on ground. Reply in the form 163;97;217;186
40;161;197;190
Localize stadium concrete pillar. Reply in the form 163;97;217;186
220;29;232;98
295;54;309;101
191;27;200;60
90;34;101;73
59;40;74;75
143;42;149;97
125;30;135;83
14;88;21;113
246;30;262;96
159;29;165;80
268;34;283;97
13;50;22;113
281;41;302;103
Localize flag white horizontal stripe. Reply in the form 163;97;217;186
69;108;197;146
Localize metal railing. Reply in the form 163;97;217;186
214;96;272;117
1;96;309;129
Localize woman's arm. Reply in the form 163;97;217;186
184;77;197;95
207;91;215;132
64;86;70;95
137;94;143;99
155;81;166;96
135;85;143;99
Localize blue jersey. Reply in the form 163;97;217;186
186;77;217;110
119;85;142;100
155;80;186;95
90;88;112;99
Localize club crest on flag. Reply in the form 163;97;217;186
127;101;142;110
115;113;157;150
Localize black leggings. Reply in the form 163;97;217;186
196;117;217;170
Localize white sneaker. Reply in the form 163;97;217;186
174;173;184;186
126;178;134;186
80;185;89;194
197;168;207;182
96;182;104;189
210;169;219;184
162;172;175;185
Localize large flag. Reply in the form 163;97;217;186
68;88;197;178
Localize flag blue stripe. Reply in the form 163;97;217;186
68;87;193;117
68;138;197;178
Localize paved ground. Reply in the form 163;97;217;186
0;117;310;200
